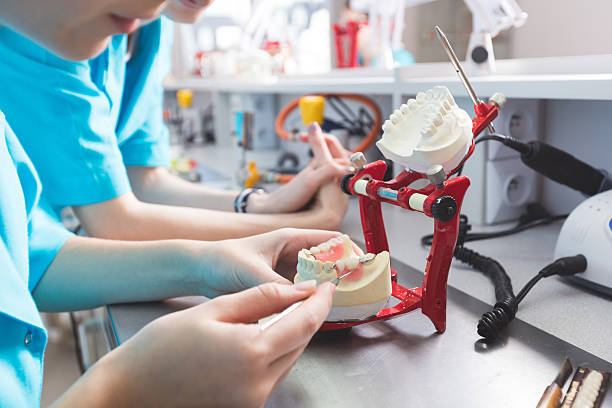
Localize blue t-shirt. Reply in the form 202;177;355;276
0;18;173;209
0;111;74;407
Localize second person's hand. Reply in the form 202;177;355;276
247;122;351;215
189;228;342;298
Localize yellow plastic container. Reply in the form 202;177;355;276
298;95;325;126
176;89;194;108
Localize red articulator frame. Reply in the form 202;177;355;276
320;101;498;332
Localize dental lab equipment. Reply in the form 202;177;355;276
325;26;502;333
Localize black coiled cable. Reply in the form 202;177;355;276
422;214;587;341
453;246;514;303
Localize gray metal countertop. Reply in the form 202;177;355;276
106;255;611;407
103;144;612;406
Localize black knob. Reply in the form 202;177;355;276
340;174;354;196
471;46;489;64
431;195;457;222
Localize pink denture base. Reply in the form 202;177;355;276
314;242;363;282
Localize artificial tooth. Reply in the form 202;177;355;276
426;89;435;99
382;119;393;132
407;99;417;110
336;260;345;272
359;253;376;263
323;261;336;273
320;243;331;252
422;125;436;137
345;256;359;270
390;113;400;124
309;246;320;254
400;104;409;114
416;92;426;104
433;113;443;127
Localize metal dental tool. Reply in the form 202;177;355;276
434;25;496;133
259;270;356;332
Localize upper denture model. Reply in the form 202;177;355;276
295;234;392;322
377;85;473;174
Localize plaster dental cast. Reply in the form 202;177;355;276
295;234;392;322
0;0;351;243
0;1;338;407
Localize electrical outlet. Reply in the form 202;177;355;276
485;156;538;224
488;98;541;161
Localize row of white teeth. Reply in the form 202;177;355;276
299;250;376;276
382;86;457;138
306;236;345;254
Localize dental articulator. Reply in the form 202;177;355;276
276;26;503;333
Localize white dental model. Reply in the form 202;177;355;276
295;235;392;322
377;85;473;174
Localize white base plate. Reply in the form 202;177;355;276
325;297;390;322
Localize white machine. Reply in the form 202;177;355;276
554;190;612;296
463;0;527;74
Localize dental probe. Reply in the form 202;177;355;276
434;25;495;133
259;270;356;332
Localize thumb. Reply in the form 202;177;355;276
204;281;318;323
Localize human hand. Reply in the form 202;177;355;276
309;177;349;230
192;228;342;297
248;123;351;215
98;282;334;408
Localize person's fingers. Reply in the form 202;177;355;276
298;132;349;158
235;261;293;289
324;134;351;160
306;123;334;164
271;228;342;279
273;228;342;259
259;282;334;358
203;281;318;323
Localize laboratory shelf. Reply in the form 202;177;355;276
165;54;612;101
163;67;395;94
395;54;612;100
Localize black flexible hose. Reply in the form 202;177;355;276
477;255;587;341
453;246;514;302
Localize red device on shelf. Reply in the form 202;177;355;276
320;99;500;332
333;21;360;68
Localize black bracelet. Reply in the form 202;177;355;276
233;188;264;213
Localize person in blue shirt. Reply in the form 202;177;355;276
0;1;337;406
0;0;350;243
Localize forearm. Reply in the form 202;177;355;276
127;166;238;211
33;236;208;311
75;195;338;241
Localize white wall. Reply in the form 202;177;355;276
510;0;612;58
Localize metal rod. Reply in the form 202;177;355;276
434;26;480;105
434;26;495;133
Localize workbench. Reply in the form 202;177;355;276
104;179;612;406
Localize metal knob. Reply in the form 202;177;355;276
489;92;506;109
431;195;457;223
350;152;367;170
427;165;446;188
